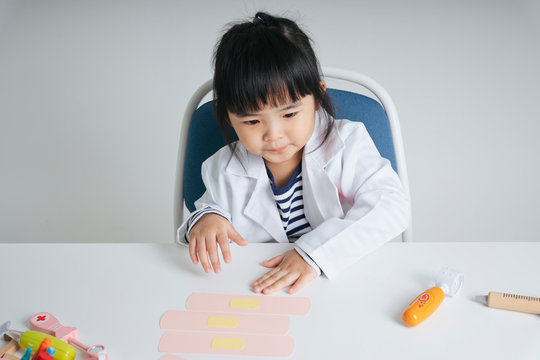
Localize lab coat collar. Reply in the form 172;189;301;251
303;108;344;168
223;142;287;242
224;142;263;179
225;147;288;242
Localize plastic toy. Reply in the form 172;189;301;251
0;322;76;360
29;313;108;360
402;267;464;327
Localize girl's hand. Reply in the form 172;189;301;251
188;213;248;273
252;250;317;295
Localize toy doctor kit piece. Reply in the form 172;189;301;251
402;267;464;327
29;312;109;360
1;321;76;360
476;291;540;315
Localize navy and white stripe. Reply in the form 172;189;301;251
266;162;312;242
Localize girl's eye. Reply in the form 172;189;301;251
244;120;259;125
283;112;297;118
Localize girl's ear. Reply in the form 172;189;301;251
316;81;327;109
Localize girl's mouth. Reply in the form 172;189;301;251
267;145;289;153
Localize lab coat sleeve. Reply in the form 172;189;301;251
176;157;232;245
295;124;410;279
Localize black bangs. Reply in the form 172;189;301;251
223;31;319;115
214;25;322;117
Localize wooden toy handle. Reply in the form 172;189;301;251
487;291;540;315
0;339;18;358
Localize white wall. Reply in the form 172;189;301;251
1;0;539;243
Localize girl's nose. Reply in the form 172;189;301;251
263;122;283;142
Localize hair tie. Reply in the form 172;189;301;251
253;14;263;24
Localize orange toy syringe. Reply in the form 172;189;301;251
402;267;464;327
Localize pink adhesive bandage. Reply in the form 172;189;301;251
158;354;187;360
160;310;290;334
159;331;294;357
186;293;311;315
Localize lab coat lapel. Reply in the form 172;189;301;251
302;110;345;226
226;144;289;243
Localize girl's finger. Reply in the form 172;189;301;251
254;268;286;293
205;236;221;273
254;265;282;285
217;232;231;263
197;237;211;273
288;273;313;294
228;228;248;246
189;237;198;264
262;273;298;295
262;253;285;268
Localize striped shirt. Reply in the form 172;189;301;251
265;162;312;242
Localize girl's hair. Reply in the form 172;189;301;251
212;12;335;148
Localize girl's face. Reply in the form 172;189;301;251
228;94;317;171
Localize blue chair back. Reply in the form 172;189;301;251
328;88;397;171
183;89;396;212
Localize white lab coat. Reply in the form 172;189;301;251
177;109;410;279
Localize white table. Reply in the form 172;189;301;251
1;242;539;359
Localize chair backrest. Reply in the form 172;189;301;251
174;68;412;241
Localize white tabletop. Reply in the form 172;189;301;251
1;242;539;360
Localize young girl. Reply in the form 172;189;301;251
177;12;409;295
